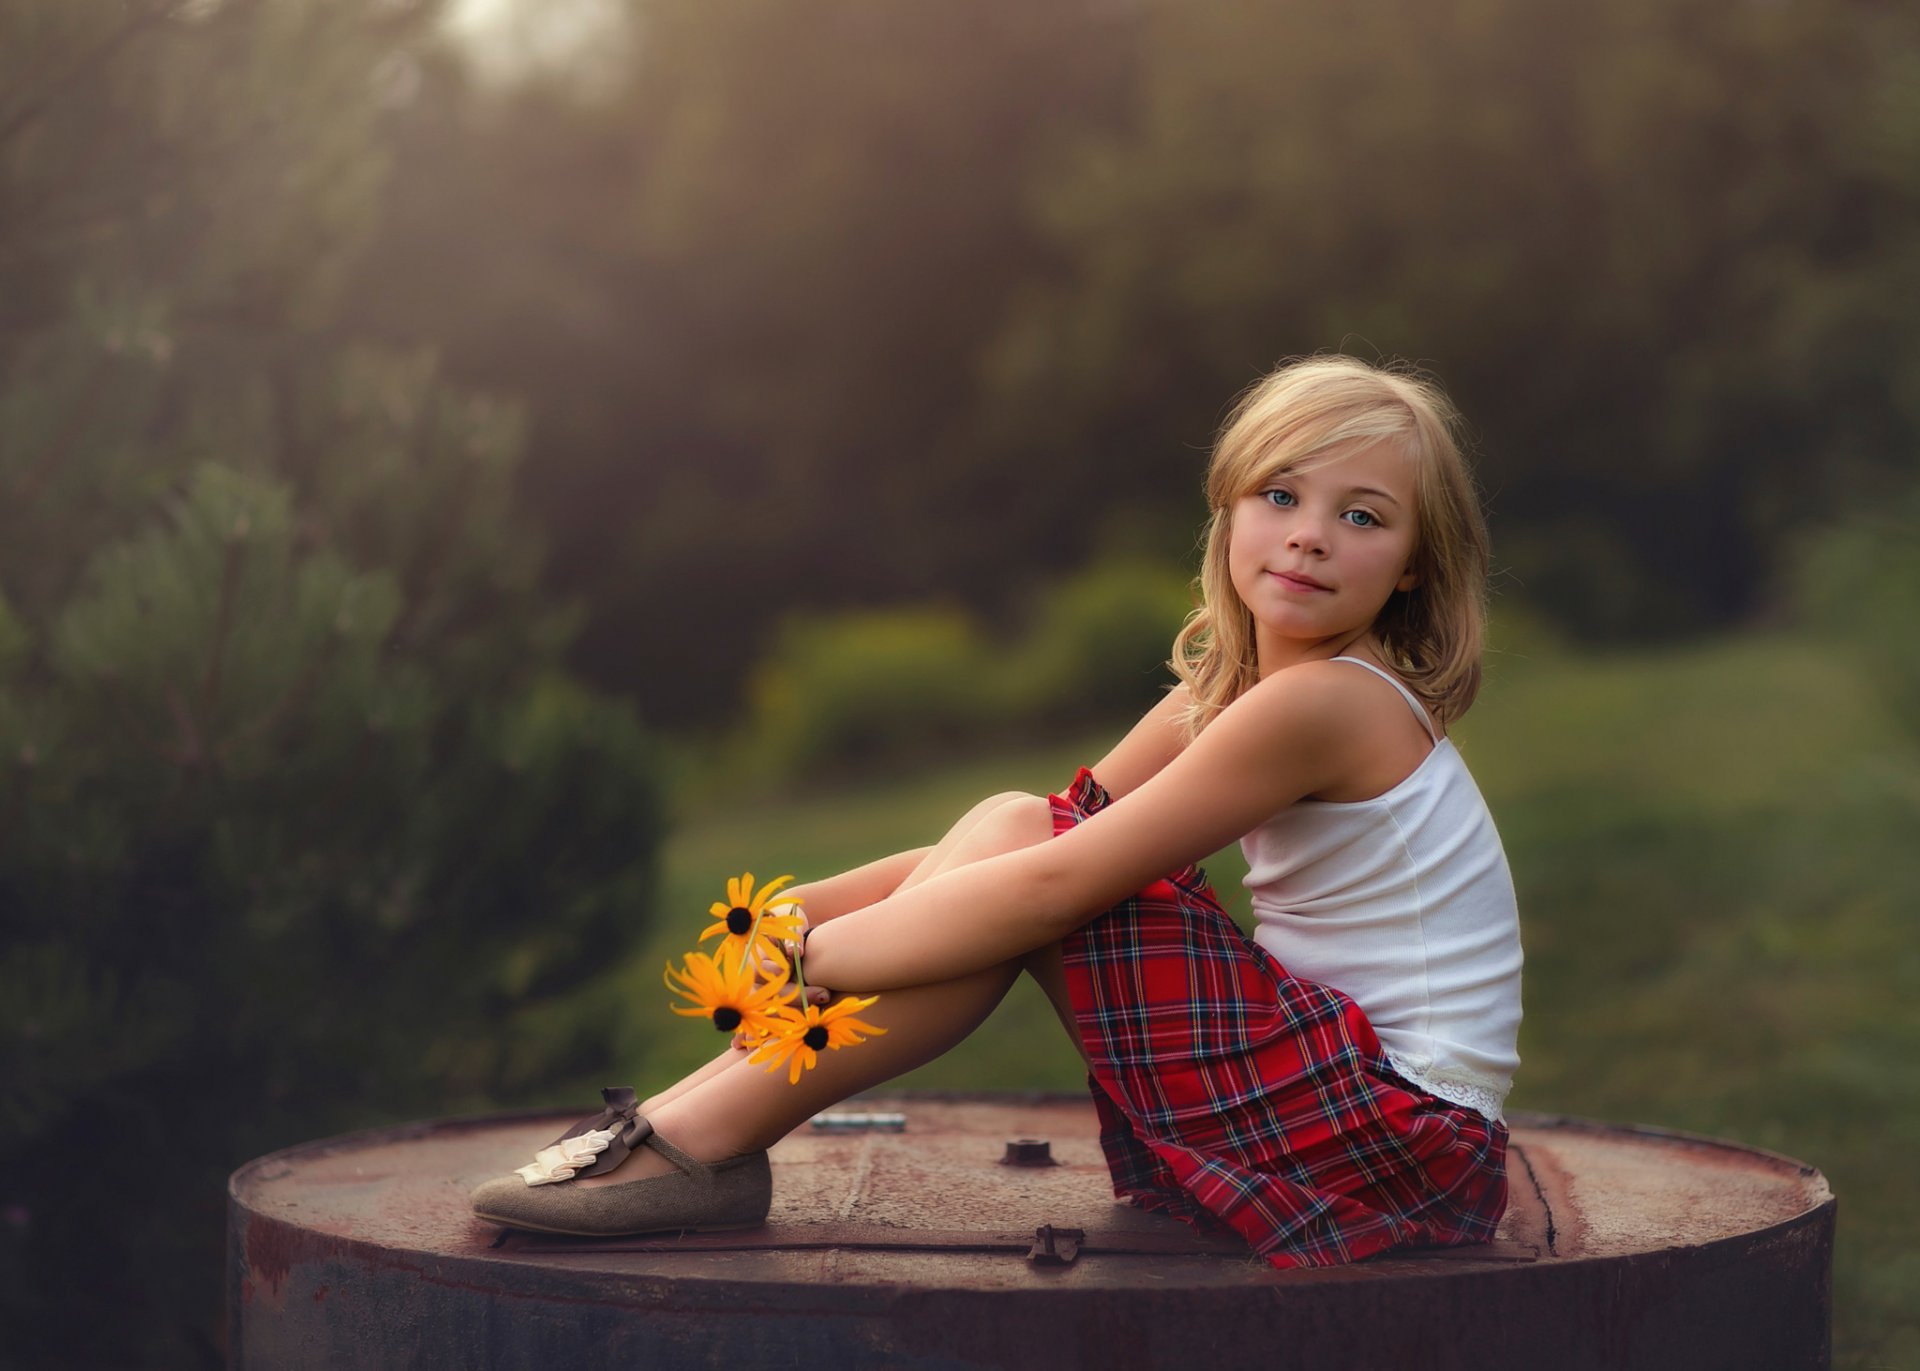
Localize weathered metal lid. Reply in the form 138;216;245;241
229;1093;1833;1369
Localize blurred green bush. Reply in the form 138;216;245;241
1794;480;1920;734
1010;560;1198;725
732;604;1005;781
0;7;672;1365
0;423;669;1371
726;559;1193;784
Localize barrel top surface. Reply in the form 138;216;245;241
231;1094;1831;1293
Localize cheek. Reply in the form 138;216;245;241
1222;517;1250;570
1366;521;1416;566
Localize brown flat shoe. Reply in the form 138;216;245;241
470;1094;771;1237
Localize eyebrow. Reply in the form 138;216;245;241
1344;485;1404;507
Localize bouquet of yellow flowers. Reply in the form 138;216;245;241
664;873;886;1083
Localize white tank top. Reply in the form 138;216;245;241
1240;657;1523;1121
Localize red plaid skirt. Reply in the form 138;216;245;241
1051;767;1509;1269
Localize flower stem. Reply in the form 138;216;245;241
737;907;767;976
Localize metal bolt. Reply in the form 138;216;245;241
1027;1223;1084;1266
1001;1137;1056;1167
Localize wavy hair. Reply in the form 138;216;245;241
1171;355;1489;738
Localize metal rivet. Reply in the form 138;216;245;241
1001;1137;1056;1167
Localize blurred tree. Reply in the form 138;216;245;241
0;3;665;1364
344;0;1920;729
978;0;1920;638
342;0;1139;725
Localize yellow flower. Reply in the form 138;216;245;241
701;872;807;973
748;995;887;1084
664;949;794;1042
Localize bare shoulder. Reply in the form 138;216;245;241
1044;672;1356;894
1037;660;1437;901
1215;659;1377;736
1230;658;1436;802
1198;660;1415;796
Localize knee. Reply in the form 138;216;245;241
969;793;1053;851
967;790;1033;821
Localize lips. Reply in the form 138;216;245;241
1270;570;1331;592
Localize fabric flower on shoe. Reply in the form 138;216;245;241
515;1126;620;1187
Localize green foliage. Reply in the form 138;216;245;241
0;5;668;1365
1461;641;1920;1371
6;457;663;1103
342;0;1143;725
734;604;1005;782
350;0;1920;726
726;559;1192;784
983;0;1920;640
1009;560;1195;724
1793;482;1920;733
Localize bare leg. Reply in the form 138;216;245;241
637;1045;749;1117
621;791;1048;1120
894;791;1036;891
581;793;1077;1182
622;783;1059;1113
1020;939;1093;1074
899;795;1091;1070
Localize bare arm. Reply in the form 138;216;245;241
804;665;1368;992
779;683;1187;930
1086;685;1192;799
786;847;933;924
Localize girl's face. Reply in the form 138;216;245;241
1226;439;1421;670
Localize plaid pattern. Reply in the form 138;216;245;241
1051;767;1509;1269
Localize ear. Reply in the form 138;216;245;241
1395;565;1420;593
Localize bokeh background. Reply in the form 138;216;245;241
3;0;1917;1365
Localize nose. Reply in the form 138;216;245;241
1286;513;1329;555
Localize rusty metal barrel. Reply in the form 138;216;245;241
228;1094;1834;1369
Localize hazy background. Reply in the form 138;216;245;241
2;0;1916;1365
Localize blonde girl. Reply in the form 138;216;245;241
473;354;1522;1267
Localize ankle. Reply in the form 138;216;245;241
650;1102;763;1165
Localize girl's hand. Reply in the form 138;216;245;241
749;912;830;1006
784;930;832;1006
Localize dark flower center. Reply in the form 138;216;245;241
726;906;753;935
712;1007;743;1032
803;1025;829;1050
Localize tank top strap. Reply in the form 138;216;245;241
1328;656;1439;742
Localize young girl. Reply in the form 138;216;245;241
471;354;1522;1268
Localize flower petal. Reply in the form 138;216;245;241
750;874;795;910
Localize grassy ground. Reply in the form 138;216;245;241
572;631;1916;1368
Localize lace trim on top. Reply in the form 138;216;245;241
1386;1053;1510;1124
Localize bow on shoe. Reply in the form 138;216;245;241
515;1086;655;1187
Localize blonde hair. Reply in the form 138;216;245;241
1171;354;1489;738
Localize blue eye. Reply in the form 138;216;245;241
1263;488;1295;508
1343;509;1378;528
